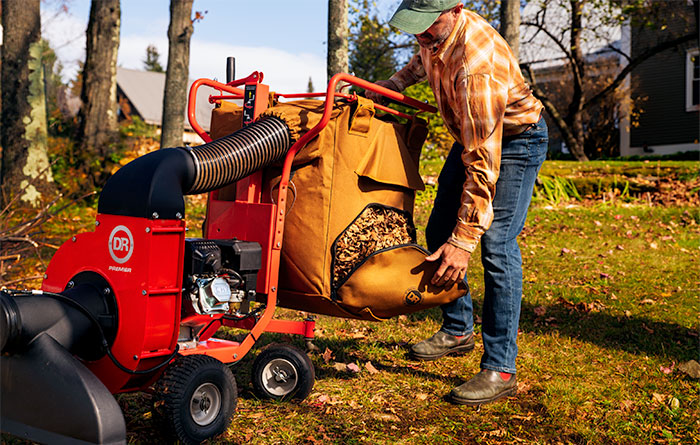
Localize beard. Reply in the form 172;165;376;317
416;29;451;54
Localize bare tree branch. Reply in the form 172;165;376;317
522;20;584;87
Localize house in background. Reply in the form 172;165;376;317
519;0;625;156
519;0;699;158
622;8;699;157
116;67;222;144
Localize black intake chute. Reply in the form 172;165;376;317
97;116;291;219
0;289;125;444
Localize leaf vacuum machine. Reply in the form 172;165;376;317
0;63;462;444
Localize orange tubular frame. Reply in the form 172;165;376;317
183;73;436;364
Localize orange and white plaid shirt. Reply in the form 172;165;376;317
389;9;543;253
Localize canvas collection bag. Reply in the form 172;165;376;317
209;98;467;320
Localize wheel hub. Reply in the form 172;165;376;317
272;366;290;383
190;383;222;426
261;358;298;396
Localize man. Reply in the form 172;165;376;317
366;0;548;405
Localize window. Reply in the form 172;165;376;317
687;49;699;111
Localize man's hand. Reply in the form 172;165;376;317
425;242;471;287
364;79;399;104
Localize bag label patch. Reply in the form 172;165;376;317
404;288;423;306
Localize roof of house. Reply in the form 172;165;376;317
519;0;624;70
116;67;224;132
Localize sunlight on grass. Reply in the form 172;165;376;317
1;160;698;444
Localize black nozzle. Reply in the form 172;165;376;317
226;56;236;83
0;290;21;353
0;286;126;444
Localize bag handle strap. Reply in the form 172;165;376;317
348;96;375;136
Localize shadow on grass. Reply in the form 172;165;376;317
362;299;696;363
518;299;698;362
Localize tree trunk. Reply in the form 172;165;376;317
1;0;55;208
77;0;120;188
161;0;193;149
499;0;520;59
327;0;349;84
567;0;588;161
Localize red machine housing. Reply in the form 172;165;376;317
37;72;435;395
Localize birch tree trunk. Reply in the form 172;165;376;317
161;0;193;149
328;0;349;84
77;0;120;188
1;0;55;208
499;0;520;59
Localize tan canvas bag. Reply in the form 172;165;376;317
209;98;467;320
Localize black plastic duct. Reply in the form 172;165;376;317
0;288;126;444
98;116;291;219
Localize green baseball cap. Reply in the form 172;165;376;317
388;0;461;35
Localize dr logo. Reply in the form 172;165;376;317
108;225;134;264
404;288;423;306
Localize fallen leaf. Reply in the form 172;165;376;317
640;299;656;305
322;347;334;364
642;323;654;334
416;393;429;401
600;272;611;279
347;363;361;373
624;310;632;317
659;362;675;374
651;392;667;405
669;397;680;410
534;306;547;317
365;361;379;374
678;360;700;378
649;242;658;249
615;244;625;250
371;413;401;423
333;362;347;372
619;400;634;412
560;247;573;256
594;220;603;226
516;381;531;394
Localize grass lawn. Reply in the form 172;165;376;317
2;160;698;444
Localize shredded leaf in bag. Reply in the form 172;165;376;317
333;206;415;286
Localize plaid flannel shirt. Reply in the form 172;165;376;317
389;9;543;252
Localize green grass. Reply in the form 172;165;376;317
2;161;699;444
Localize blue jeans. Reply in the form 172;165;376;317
425;116;548;374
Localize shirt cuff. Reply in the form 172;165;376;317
388;75;406;92
448;220;485;253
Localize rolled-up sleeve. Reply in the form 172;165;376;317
448;72;508;253
389;54;427;91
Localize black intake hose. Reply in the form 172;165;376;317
98;116;292;219
187;115;291;194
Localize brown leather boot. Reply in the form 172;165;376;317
448;369;517;406
409;330;475;360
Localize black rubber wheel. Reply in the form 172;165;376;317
153;355;237;445
252;343;315;401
